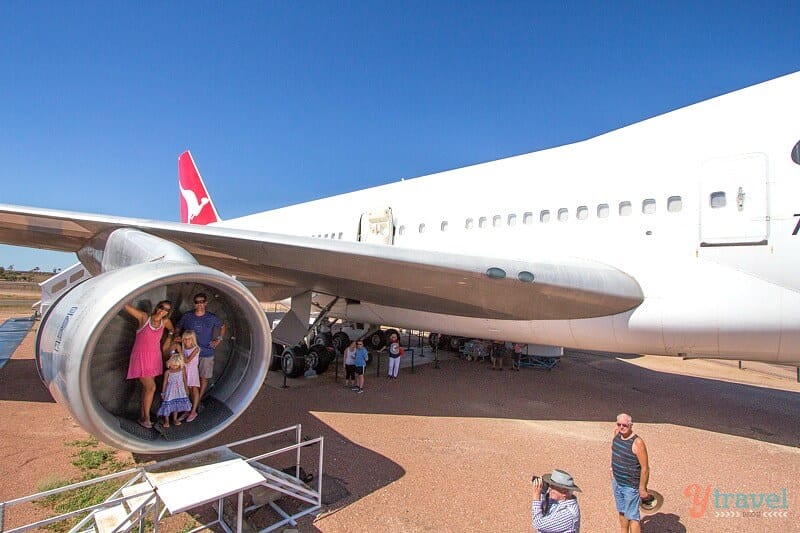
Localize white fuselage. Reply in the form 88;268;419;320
224;73;800;364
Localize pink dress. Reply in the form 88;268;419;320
184;346;200;387
127;319;165;379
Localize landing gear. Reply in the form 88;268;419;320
308;344;335;374
367;330;385;350
332;331;350;354
282;345;307;378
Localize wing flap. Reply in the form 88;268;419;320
0;204;643;320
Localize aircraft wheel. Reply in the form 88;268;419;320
313;332;332;347
282;345;307;378
448;336;463;352
367;330;385;350
332;332;350;354
309;344;334;374
428;333;446;349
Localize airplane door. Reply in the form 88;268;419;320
358;207;394;245
699;153;768;246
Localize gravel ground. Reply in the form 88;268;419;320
1;311;799;532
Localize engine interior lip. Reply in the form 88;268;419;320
41;261;270;454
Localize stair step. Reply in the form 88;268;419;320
121;482;155;513
94;503;132;533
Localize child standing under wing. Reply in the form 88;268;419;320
157;353;192;428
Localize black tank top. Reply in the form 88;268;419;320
611;432;641;487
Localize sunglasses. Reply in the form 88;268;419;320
616;423;631;428
157;305;171;312
194;300;207;304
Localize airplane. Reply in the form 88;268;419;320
1;70;799;454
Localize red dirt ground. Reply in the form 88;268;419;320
2;311;799;532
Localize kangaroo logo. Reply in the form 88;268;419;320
179;183;210;222
178;150;219;225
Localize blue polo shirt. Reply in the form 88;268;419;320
178;311;223;357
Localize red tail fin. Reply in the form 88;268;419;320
178;151;220;225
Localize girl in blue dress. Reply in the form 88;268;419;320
157;353;192;428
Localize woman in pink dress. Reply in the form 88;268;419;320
123;300;175;429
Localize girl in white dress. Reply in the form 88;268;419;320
181;330;201;422
157;353;192;428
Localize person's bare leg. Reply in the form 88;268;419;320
139;377;156;425
618;514;629;533
199;377;208;400
163;415;170;428
189;387;199;416
629;520;640;533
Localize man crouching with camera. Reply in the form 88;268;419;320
531;469;581;533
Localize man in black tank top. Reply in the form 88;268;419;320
610;413;650;533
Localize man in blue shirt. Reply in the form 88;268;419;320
353;340;368;394
177;293;226;403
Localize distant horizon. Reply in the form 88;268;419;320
1;265;62;274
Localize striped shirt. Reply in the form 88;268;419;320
611;432;641;487
531;498;580;533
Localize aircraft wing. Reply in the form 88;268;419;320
0;204;643;320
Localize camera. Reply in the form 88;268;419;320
531;475;551;514
531;475;550;494
531;474;550;488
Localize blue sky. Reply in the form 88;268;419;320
1;2;798;271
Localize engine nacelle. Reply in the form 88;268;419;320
36;261;270;454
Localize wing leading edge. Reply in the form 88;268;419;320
0;204;643;320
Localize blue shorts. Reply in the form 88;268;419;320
612;478;641;521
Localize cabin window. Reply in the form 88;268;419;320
492;215;501;227
557;208;568;222
619;201;632;216
792;140;800;165
339;232;343;239
523;212;533;225
465;218;474;230
667;196;682;212
576;206;588;220
479;216;488;228
441;221;448;232
642;198;656;214
398;225;405;236
418;223;426;233
540;210;550;223
508;214;517;226
710;191;726;208
324;233;329;238
597;204;609;218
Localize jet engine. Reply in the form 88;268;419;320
36;260;271;454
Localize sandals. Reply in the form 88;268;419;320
137;420;153;429
186;412;198;423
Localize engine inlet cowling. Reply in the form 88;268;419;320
36;261;270;454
